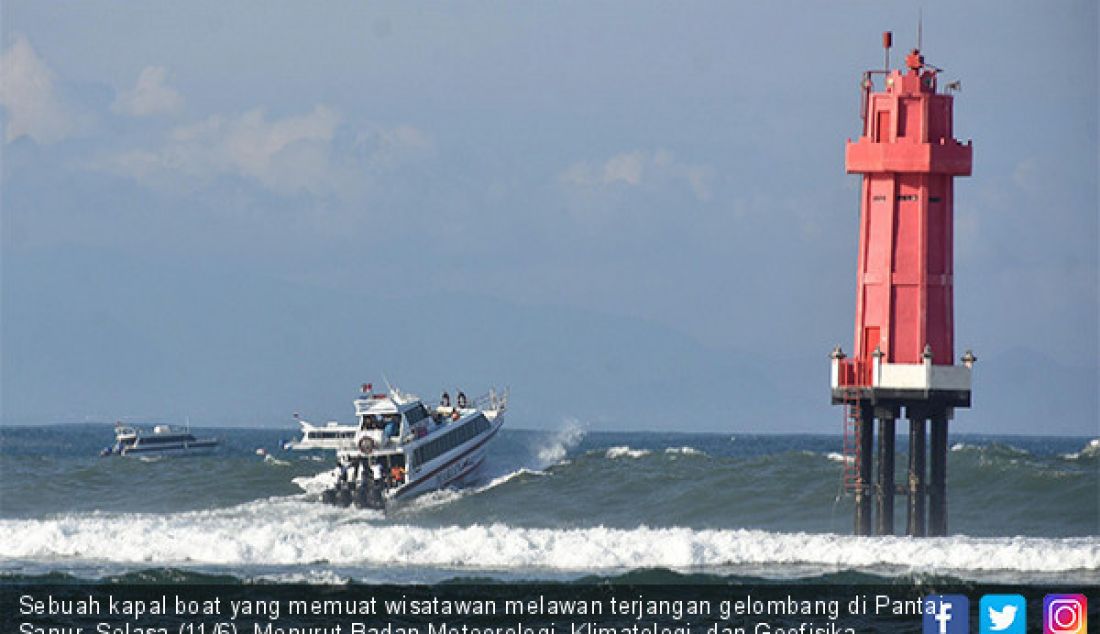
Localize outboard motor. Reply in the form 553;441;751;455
335;484;352;507
353;479;385;509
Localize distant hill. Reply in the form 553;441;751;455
2;247;1095;435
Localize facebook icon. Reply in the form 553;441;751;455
923;595;970;634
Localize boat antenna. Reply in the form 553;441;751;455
382;373;394;395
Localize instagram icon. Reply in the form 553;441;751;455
1044;595;1087;634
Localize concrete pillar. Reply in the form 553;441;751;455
854;403;875;536
928;414;949;536
907;415;927;537
875;412;896;536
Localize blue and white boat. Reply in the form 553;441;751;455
322;385;507;509
101;423;218;456
283;419;358;452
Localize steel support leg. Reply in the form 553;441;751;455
928;414;948;536
907;416;927;537
854;403;875;536
875;414;896;536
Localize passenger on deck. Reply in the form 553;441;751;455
369;459;383;483
391;465;406;485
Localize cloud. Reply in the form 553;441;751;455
364;125;435;168
111;66;183;117
561;149;712;201
96;105;433;197
0;34;73;144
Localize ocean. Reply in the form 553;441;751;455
0;423;1097;586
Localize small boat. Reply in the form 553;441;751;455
101;423;218;456
283;419;358;452
321;384;507;509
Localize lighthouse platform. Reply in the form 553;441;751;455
829;350;972;408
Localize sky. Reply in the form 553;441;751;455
1;1;1096;434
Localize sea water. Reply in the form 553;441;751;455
0;423;1096;585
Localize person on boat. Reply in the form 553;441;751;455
390;465;406;485
456;391;467;408
369;459;383;483
441;391;451;407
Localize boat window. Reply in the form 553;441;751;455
140;435;190;445
361;415;385;430
405;404;429;426
416;416;492;466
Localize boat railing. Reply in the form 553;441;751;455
474;387;508;412
424;387;508;413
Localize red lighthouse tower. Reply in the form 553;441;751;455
830;34;975;537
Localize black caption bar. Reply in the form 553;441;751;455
4;582;1097;634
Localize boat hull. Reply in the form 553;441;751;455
391;422;499;501
119;439;219;456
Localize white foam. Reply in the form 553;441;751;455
665;446;704;456
605;446;650;459
252;570;352;585
482;467;546;488
825;452;854;464
400;468;548;513
292;469;340;495
3;504;1095;579
1063;438;1100;461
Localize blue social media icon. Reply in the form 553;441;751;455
981;594;1026;634
924;595;970;634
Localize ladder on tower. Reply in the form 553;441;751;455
841;389;864;493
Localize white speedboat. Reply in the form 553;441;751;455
321;385;507;509
101;423;218;456
283;419;358;451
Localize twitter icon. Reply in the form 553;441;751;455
980;594;1026;634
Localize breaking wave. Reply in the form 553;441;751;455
665;446;705;456
1063;438;1100;461
605;446;651;459
0;501;1095;581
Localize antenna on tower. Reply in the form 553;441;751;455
917;9;924;51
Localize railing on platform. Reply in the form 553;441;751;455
836;358;872;387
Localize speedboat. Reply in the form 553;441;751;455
283;419;358;451
321;384;507;509
101;423;218;456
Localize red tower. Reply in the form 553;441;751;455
830;35;975;537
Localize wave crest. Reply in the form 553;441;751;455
605;446;651;459
1;503;1095;579
665;446;705;457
